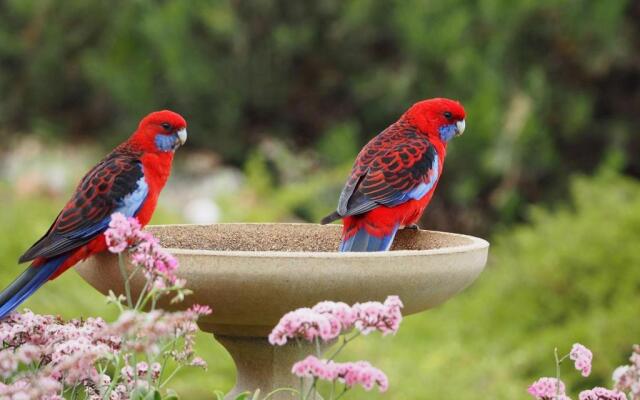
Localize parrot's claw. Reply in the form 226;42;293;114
403;224;420;231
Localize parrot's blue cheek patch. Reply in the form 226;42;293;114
439;124;457;142
155;134;175;152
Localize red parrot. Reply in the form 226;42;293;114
0;110;187;317
321;98;466;252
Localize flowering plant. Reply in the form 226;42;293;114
0;212;211;399
528;343;640;400
265;295;404;400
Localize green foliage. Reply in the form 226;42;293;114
341;171;640;399
1;0;638;233
217;142;350;223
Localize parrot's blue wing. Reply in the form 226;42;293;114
18;150;147;263
338;129;439;217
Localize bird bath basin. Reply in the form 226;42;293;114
76;223;489;399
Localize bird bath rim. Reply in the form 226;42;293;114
146;222;489;258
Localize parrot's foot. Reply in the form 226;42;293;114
403;224;420;230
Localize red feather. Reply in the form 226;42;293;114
324;98;466;251
1;110;186;314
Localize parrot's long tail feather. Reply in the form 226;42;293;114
0;256;66;318
321;211;341;225
339;224;399;252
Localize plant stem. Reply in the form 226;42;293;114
159;338;178;385
299;377;304;400
327;332;360;362
315;336;321;357
334;387;349;400
69;384;77;399
554;347;569;399
330;379;336;400
104;354;122;398
134;280;151;310
262;388;298;400
304;377;318;400
117;254;133;308
159;365;183;389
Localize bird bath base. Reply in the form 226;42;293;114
211;334;324;399
76;223;488;399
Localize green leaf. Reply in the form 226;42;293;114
213;390;226;400
163;389;180;400
233;392;253;400
130;388;148;400
143;389;162;400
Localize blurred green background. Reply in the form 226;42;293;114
1;0;639;398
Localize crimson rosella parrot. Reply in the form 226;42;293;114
321;98;466;252
0;110;187;317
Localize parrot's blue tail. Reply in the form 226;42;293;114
339;224;399;252
0;255;66;318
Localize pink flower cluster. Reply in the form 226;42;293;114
612;344;640;399
571;343;593;377
105;212;144;253
0;305;211;398
353;296;403;336
0;310;119;398
0;376;62;399
528;377;571;400
529;344;640;400
107;360;165;397
578;387;626;400
292;355;389;392
268;307;341;346
105;212;179;288
268;296;403;346
105;307;207;367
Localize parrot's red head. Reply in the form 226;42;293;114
129;110;188;153
404;98;466;144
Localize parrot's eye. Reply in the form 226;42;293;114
161;122;171;131
443;111;453;120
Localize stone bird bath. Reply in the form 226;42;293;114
76;223;489;399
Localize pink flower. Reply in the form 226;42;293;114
292;355;339;380
136;361;149;377
312;301;357;330
150;362;162;381
269;296;404;346
190;357;207;369
0;375;62;399
352;296;403;336
291;356;388;392
612;344;640;398
121;365;134;383
104;212;180;288
189;304;213;316
337;360;389;392
578;387;626;400
570;343;593;377
104;213;143;253
528;377;570;400
268;308;341;346
0;350;19;378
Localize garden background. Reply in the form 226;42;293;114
1;1;639;398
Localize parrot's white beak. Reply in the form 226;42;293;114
176;128;188;146
455;119;466;136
